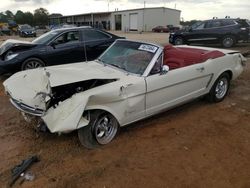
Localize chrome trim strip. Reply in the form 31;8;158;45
10;98;45;117
188;38;217;41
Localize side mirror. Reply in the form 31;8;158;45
161;65;169;75
50;42;56;49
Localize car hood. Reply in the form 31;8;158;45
3;61;127;110
0;39;36;55
170;29;184;35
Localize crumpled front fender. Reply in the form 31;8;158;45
42;94;90;133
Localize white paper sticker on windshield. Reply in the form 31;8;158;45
138;44;158;53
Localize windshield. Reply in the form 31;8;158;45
98;40;158;75
32;30;59;44
191;21;203;29
246;19;250;26
21;25;32;29
99;40;158;75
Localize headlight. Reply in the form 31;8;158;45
5;53;18;61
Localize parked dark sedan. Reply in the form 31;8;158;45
0;26;123;75
18;24;37;37
169;18;250;48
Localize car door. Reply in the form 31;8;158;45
201;20;222;42
81;29;115;61
45;30;83;65
185;21;207;43
145;54;213;116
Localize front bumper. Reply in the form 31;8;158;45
169;34;174;44
10;98;45;116
0;58;21;75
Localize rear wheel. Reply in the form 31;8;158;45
174;37;183;45
21;58;45;70
221;35;235;48
207;72;230;103
78;111;119;149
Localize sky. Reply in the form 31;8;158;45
1;0;250;21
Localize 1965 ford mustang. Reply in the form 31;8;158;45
3;39;246;148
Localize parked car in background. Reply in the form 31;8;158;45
18;24;36;37
0;25;11;35
167;25;181;32
50;24;77;30
152;26;169;33
169;18;250;48
3;40;246;148
0;26;123;75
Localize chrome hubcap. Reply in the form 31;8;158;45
215;78;228;99
25;61;43;70
94;115;117;145
223;38;233;47
175;38;183;45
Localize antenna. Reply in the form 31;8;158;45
82;29;88;63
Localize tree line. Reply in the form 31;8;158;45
0;8;49;26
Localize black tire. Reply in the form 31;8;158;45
78;111;119;149
221;35;235;48
174;37;183;45
207;72;230;103
21;58;45;70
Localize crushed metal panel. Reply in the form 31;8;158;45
42;94;89;133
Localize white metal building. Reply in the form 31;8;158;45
111;7;181;32
49;7;181;32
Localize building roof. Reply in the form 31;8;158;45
53;7;181;18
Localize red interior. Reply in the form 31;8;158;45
163;45;225;70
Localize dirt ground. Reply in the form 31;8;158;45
0;33;250;188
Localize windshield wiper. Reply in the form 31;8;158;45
109;63;122;69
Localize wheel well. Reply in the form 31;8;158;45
21;57;46;70
222;34;237;42
23;56;46;65
83;109;120;127
224;70;233;80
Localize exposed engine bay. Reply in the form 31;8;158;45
48;79;117;108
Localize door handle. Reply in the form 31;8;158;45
196;67;205;72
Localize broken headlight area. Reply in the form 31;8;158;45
47;79;117;109
5;52;19;61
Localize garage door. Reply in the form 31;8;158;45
129;13;138;31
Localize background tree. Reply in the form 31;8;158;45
14;10;25;24
0;12;8;22
5;10;14;20
34;8;49;26
180;20;202;26
23;12;34;26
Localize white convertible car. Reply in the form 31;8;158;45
3;39;246;148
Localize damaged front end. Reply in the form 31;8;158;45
0;39;37;74
3;68;118;133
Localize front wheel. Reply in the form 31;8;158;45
78;111;119;149
221;35;235;48
207;73;230;103
21;58;45;70
174;37;183;45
